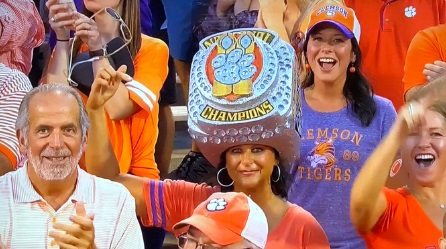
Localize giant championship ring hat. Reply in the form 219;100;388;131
188;28;303;172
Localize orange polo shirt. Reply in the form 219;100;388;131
403;23;446;93
79;35;169;179
344;0;446;109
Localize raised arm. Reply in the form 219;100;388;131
44;0;76;84
350;102;423;233
85;65;149;218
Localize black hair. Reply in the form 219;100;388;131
302;37;377;127
216;149;290;199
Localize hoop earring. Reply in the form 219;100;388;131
217;168;234;187
349;62;356;73
272;165;281;183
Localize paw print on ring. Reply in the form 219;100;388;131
404;6;416;18
206;198;228;212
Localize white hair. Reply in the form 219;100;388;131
15;84;90;143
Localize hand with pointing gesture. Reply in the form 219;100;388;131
87;65;131;111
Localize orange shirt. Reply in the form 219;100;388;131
403;23;446;93
80;35;169;179
361;188;442;249
344;0;446;109
141;180;330;249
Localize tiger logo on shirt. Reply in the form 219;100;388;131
307;139;336;169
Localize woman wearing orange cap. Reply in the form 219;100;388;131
85;27;330;248
284;1;398;248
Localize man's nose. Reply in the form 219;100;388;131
48;132;63;148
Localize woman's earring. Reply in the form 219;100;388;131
271;165;281;183
305;63;311;70
217;168;234;187
349;62;356;73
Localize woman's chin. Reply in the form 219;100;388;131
237;178;261;190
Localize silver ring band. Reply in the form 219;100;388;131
51;17;57;23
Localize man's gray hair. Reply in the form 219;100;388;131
15;84;90;142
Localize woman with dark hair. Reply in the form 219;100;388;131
285;1;397;248
217;149;290;199
85;28;330;248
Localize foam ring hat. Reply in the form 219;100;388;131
187;28;303;172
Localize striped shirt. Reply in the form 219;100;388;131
0;63;32;168
0;0;45;74
0;164;144;249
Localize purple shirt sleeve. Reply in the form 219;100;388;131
140;0;152;36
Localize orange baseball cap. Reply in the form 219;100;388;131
301;0;361;42
173;192;268;248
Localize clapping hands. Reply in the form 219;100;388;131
49;202;95;249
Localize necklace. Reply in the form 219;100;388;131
405;185;446;209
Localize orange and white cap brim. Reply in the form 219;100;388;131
173;215;243;246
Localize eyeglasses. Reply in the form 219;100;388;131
67;7;132;87
177;234;253;249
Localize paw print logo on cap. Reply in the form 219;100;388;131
404;6;416;18
206;198;228;211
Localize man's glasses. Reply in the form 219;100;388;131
67;7;132;87
177;234;252;249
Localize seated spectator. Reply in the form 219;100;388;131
0;84;143;248
85;28;330;248
404;23;446;101
351;98;446;247
45;0;169;179
0;64;32;175
0;0;45;175
0;0;45;74
173;192;268;249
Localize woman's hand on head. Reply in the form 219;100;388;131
46;0;76;40
73;12;102;51
395;101;427;139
